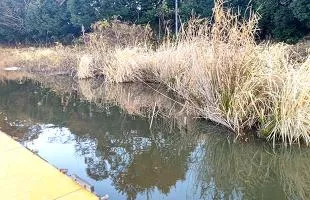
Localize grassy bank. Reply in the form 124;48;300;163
1;0;310;145
0;45;78;75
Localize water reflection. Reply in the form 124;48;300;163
0;78;310;200
0;79;201;199
196;127;310;200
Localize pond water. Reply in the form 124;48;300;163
0;78;310;200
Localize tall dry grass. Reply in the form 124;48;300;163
87;0;310;145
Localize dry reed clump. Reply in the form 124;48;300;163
77;54;93;79
265;55;310;144
89;0;310;145
84;20;154;81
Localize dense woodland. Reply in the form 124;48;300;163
0;0;309;44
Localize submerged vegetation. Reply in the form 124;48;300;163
0;0;310;146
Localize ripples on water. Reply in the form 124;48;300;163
0;77;310;200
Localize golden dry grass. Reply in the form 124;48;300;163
77;54;93;79
0;45;79;74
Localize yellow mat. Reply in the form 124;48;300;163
0;131;98;200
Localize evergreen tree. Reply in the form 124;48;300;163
0;0;27;43
180;0;213;20
254;0;309;43
0;0;309;44
290;0;310;29
67;0;100;30
25;0;77;43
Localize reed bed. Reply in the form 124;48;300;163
84;0;310;145
0;45;78;75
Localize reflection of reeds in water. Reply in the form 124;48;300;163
0;70;30;83
29;75;196;131
76;80;205;159
77;80;194;129
29;76;219;155
278;151;310;200
78;80;173;114
78;79;103;103
197;135;310;199
32;75;79;95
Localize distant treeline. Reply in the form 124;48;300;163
0;0;309;44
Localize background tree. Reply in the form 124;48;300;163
0;0;309;44
180;0;213;20
25;0;77;43
0;0;27;43
155;0;171;39
290;0;310;29
67;0;100;30
254;0;309;43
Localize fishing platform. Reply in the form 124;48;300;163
0;131;99;200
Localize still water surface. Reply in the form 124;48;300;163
0;78;309;200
